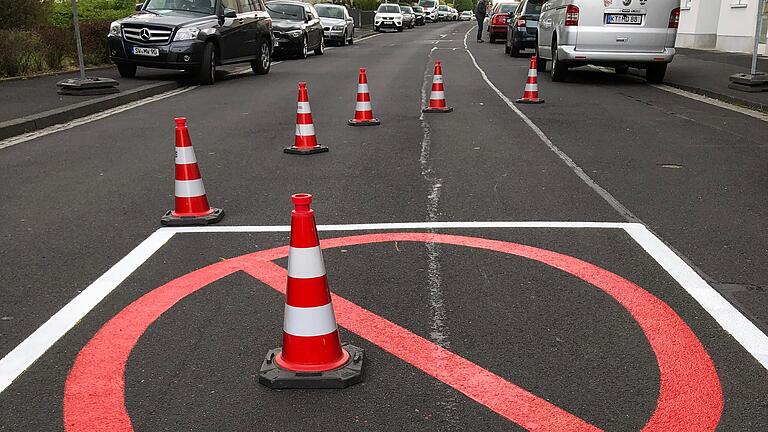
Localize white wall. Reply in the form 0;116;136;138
677;0;722;49
715;1;760;52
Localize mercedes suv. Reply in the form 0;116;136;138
107;0;274;85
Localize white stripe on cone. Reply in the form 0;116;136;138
297;101;312;114
175;146;197;165
525;84;538;92
287;246;327;278
433;75;443;83
357;83;369;93
528;70;537;77
355;101;373;111
430;91;445;99
295;123;316;136
175;178;206;198
283;303;338;336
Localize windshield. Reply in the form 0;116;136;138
144;0;215;14
418;0;436;8
267;3;305;20
377;4;400;13
315;5;344;19
413;6;423;12
438;5;447;11
401;6;412;13
498;3;518;13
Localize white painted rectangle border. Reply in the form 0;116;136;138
1;221;767;396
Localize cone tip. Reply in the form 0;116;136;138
360;67;366;73
299;81;307;88
291;193;313;207
175;117;187;126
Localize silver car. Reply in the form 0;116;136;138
315;3;355;46
537;0;679;83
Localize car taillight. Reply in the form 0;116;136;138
564;5;579;26
493;13;508;25
517;18;526;28
668;7;680;28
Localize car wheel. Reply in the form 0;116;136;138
614;65;629;75
536;50;547;72
314;37;324;55
116;62;136;78
646;63;667;84
551;37;567;82
251;38;270;75
510;40;520;57
348;30;354;44
297;35;308;59
374;26;380;32
396;25;403;32
339;33;346;46
197;41;215;85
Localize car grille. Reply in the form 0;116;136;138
122;24;173;45
324;26;331;31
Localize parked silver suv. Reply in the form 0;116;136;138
536;0;679;83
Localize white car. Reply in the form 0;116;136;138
418;0;438;22
374;3;404;32
437;4;450;21
450;8;458;21
460;10;472;21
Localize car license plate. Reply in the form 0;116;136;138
605;14;642;25
132;47;159;57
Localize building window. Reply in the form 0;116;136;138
730;0;748;8
681;0;692;10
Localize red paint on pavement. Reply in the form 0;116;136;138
64;233;722;432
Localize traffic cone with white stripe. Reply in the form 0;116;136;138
516;56;545;104
284;82;329;155
422;60;453;113
348;67;380;126
259;193;364;389
160;118;224;226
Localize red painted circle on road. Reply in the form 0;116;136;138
64;233;722;431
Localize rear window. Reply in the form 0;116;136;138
401;6;413;13
524;0;542;14
498;4;517;13
378;4;400;13
418;0;436;7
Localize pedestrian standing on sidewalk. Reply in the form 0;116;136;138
475;0;487;42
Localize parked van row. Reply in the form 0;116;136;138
483;0;679;84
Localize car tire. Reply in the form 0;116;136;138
197;41;215;85
396;25;403;32
509;39;520;57
251;38;270;75
536;52;547;72
348;30;354;44
314;37;324;55
646;63;667;84
550;37;567;82
489;34;495;43
504;42;511;54
614;65;629;75
297;35;308;59
374;26;380;32
116;62;137;78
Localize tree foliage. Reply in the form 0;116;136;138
0;0;53;29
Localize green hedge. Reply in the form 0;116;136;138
50;0;136;27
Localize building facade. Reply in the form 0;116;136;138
677;0;767;54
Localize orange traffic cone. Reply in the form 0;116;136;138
259;193;364;389
161;118;224;226
423;60;453;113
348;67;380;126
284;82;329;155
516;56;545;104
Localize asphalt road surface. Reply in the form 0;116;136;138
1;21;767;431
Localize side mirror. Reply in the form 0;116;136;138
135;3;142;11
224;7;237;18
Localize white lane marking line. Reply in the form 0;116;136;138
652;84;768;122
625;225;768;370
462;26;768;371
462;26;640;224
0;86;196;150
587;65;768;122
0;230;175;394
161;221;639;233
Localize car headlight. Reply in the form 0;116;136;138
109;21;121;37
332;24;345;30
173;27;200;41
287;29;303;37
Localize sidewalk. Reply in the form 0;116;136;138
659;48;768;112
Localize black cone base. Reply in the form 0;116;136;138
422;106;453;113
348;119;381;126
516;98;544;104
259;343;364;389
283;145;329;155
160;208;225;226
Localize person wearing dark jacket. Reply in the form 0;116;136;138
475;0;487;42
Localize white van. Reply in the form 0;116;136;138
419;0;438;22
537;0;679;83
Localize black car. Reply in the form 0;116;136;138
411;6;426;26
505;0;542;57
267;0;324;59
107;0;273;85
